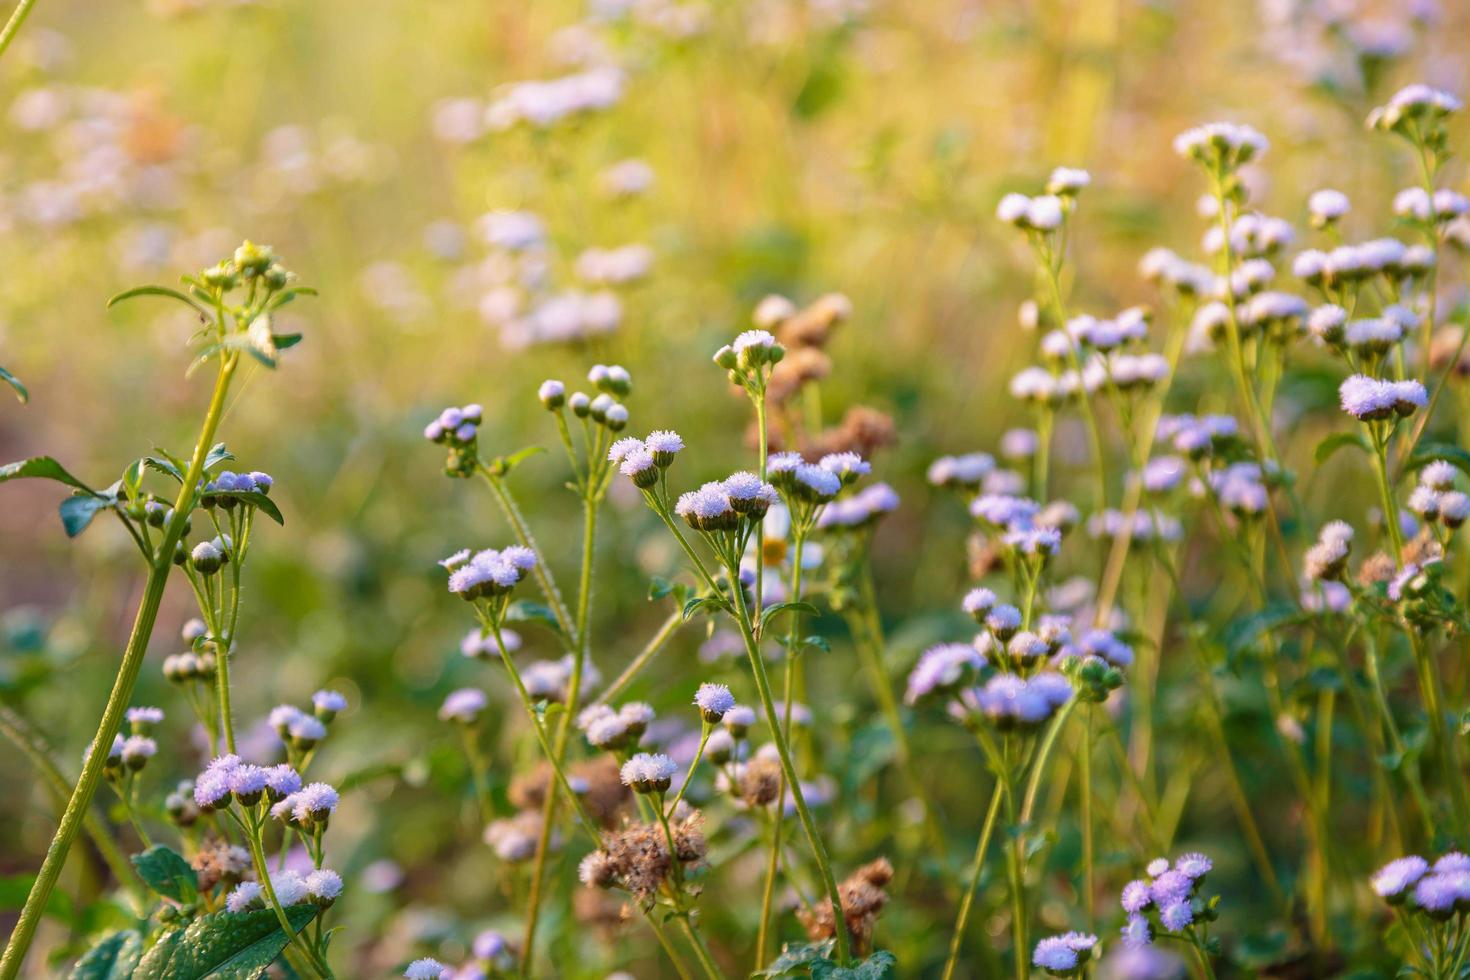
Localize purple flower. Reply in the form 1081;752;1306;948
694;683;736;721
1372;855;1428;901
1159;901;1194;931
1122;879;1152;914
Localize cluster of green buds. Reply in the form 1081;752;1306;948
200;241;294;293
1367;84;1461;156
162;620;220;683
714;329;785;397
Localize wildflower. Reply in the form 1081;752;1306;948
293;782;340;823
1121;879;1152;914
1422;460;1458;491
1159;902;1194;931
724;471;778;516
440;688;489;724
1033;933;1098;976
312;689;347;721
226;881;263;914
618;702;655;737
793;464;841;502
905;644;983;704
723;705;757;737
288;714;327;749
1309;188;1350;228
927;452;995;488
125;706;164;734
269;870;309;907
1175;852;1213;879
620;752;677;793
1307;304;1347;343
120;735;156;770
963;588;996;621
538;380;566;410
1442;492;1470;528
405;959;449;980
986;604;1023;640
1121;915;1152;949
305;869;343;907
1372;855;1429;902
1046;167;1091;196
263;765;301;801
228;765;268;806
694;683;736;723
819;451;870;485
645;430;684;466
1340;375;1425;421
1174;121;1269;170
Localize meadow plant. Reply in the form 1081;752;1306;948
10;7;1470;977
0;244;338;978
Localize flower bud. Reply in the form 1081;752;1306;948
569;392;591;418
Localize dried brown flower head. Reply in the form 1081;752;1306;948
796;857;894;957
192;837;252;892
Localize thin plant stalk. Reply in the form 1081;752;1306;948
0;355;238;980
940;781;1004;980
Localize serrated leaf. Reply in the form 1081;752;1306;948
133;906;318;980
0;456;97;493
131;845;198;904
0;364;27;403
107;285;209;317
60;494;115;538
67;930;142;980
1314;431;1370;465
143;456;185;483
760;600;820;632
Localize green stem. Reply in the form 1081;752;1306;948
0;0;39;63
0;356;237;980
940;780;1004;980
478;467;575;639
595;610;682;706
644;910;696;980
240;816;332;979
758;532;805;969
1081;706;1094;939
729;576;850;965
522;494;599;973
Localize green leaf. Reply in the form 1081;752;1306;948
760;600;820;632
0;456;97;493
1406;443;1470;478
0;364;27;403
60;494;115;538
131;845;198;904
67;930;142;980
122;459;147;502
753;939;836;977
143;455;185;483
133;906;318;980
1314;431;1369;465
504;600;561;632
273;333;303;351
204;444;235;471
682;595;723;622
266;287;317;311
209;490;284;526
812;950;897;980
107;284;209;317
